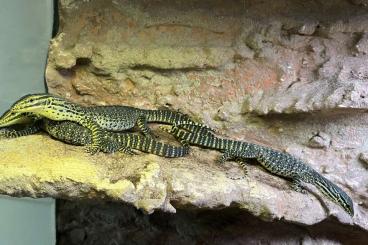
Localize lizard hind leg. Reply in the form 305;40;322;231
218;150;236;164
236;160;248;177
175;122;216;136
159;125;187;143
158;125;173;134
226;160;248;180
178;138;189;147
101;139;121;154
136;115;155;138
118;145;137;155
290;178;307;194
219;152;248;180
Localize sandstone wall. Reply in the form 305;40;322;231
45;0;368;243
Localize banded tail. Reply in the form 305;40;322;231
164;125;354;216
0;123;41;138
257;147;354;217
121;133;189;157
161;125;256;154
145;110;215;132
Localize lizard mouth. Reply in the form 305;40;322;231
0;111;32;127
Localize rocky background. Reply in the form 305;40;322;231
46;0;368;243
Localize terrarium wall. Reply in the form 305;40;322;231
48;0;368;244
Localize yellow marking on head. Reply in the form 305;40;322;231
0;111;35;127
11;93;70;112
9;94;81;122
11;94;54;113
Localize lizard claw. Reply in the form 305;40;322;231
119;146;136;155
159;125;175;134
85;145;99;155
290;180;307;194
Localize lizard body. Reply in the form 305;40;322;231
4;93;212;153
0;118;189;157
7;94;104;153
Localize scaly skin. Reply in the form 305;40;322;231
43;119;189;157
162;125;354;217
0;111;41;137
4;93;213;152
0;110;39;127
0;118;189;157
84;105;213;136
0;123;41;138
8;94;104;154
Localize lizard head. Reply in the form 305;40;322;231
0;110;37;127
10;93;70;114
9;93;76;121
10;94;54;113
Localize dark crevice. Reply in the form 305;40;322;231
52;0;59;38
75;58;92;66
56;200;368;245
144;23;225;35
130;64;219;74
56;68;75;78
44;0;60;93
44;0;59;93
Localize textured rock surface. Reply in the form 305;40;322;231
0;133;367;243
48;0;368;115
36;0;368;242
0;133;354;222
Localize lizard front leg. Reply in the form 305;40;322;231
136;115;155;138
80;119;104;154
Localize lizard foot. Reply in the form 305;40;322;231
237;161;248;177
85;144;100;155
119;146;136;155
0;129;9;139
226;166;246;180
217;151;234;165
159;125;175;134
290;180;307;194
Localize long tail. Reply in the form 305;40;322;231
125;134;189;157
0;123;42;138
145;110;215;132
166;125;354;216
303;170;354;216
161;125;225;150
258;146;354;216
161;125;259;159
